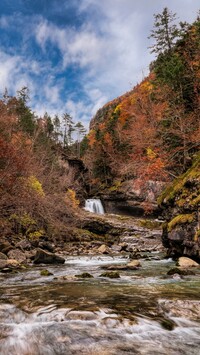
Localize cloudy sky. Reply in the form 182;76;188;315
0;0;199;128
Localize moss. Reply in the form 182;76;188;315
190;194;200;207
138;219;162;230
168;214;194;232
158;153;200;206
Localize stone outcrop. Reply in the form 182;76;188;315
33;248;65;264
159;154;200;261
100;179;165;216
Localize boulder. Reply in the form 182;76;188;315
0;258;20;270
16;240;32;251
40;269;54;276
98;244;109;254
176;257;199;268
0;241;13;255
100;271;120;278
0;252;7;260
8;249;27;263
38;241;55;253
126;260;141;269
75;273;93;278
0;260;8;269
167;267;195;276
33;248;65;264
6;259;20;267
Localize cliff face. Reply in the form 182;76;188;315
159;154;200;261
84;19;200;215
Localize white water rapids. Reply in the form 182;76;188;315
0;255;200;354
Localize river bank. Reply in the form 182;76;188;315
0;212;200;354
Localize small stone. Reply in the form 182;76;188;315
176;257;199;268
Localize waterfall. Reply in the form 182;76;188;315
84;199;105;214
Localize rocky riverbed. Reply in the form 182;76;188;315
0;213;200;354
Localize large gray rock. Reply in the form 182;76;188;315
33;248;65;264
8;249;27;263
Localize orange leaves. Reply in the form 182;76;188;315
87;130;96;147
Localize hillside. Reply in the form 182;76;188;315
83;15;200;213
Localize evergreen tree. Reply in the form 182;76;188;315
75;122;86;157
16;87;36;136
148;7;187;55
62;113;74;148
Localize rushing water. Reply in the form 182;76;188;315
0;254;200;354
84;199;105;214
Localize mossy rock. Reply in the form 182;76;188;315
138;219;162;230
75;272;94;278
167;267;195;276
40;269;53;276
99;271;120;278
158;153;200;206
167;214;194;232
160;318;176;331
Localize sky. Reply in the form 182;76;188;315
0;0;199;129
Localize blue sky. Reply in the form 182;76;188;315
0;0;199;129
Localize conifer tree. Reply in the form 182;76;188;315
149;7;187;55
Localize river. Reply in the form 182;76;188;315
0;253;200;354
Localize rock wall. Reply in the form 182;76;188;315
159;154;200;261
100;179;165;216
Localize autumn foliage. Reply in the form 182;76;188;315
0;95;80;241
83;16;200;191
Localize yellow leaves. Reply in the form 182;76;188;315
113;104;121;114
28;175;45;197
66;189;80;209
146;147;157;160
140;81;153;93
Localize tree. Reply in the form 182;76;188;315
53;115;61;142
16;87;36;136
149;7;187;55
43;113;54;138
75;122;87;157
62;113;74;148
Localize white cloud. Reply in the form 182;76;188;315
0;0;199;130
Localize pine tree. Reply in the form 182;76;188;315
148;7;187;55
